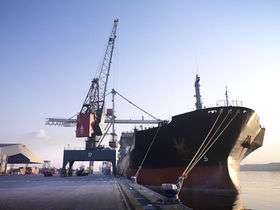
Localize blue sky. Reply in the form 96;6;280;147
0;0;279;167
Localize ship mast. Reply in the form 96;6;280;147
225;86;229;106
194;74;203;110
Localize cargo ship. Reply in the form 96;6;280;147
117;75;265;203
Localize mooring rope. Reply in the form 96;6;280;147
183;109;240;178
133;107;240;199
182;108;232;177
181;109;224;177
134;125;161;179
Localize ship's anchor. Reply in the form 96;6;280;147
161;108;240;204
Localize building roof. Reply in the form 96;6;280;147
0;144;19;148
0;144;42;164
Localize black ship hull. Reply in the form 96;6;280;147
117;106;265;196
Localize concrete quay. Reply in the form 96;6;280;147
0;175;191;210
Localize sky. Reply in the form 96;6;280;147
0;0;279;167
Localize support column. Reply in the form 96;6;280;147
86;136;97;174
68;161;74;176
61;152;68;177
111;160;116;176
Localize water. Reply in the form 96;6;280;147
240;171;280;210
179;171;280;210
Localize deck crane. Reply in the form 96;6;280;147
76;19;118;150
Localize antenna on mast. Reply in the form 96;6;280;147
194;56;199;75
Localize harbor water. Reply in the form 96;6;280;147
240;171;280;210
181;171;280;210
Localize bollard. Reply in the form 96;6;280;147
131;176;137;183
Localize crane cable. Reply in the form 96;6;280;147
96;123;113;147
114;90;161;121
176;109;240;194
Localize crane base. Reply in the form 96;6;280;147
62;148;116;176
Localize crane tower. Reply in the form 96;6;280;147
76;19;118;151
46;19;162;176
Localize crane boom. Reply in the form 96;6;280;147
46;118;162;126
81;19;118;115
77;19;118;138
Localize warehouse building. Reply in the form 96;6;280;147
0;144;42;174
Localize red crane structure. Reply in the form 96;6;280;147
52;19;119;176
76;19;118;149
46;19;162;176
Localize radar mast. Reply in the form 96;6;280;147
194;74;203;110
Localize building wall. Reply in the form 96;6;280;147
0;148;8;174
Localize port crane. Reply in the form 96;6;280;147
75;19;118;150
46;19;161;175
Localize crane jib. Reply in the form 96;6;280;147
76;19;118;138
